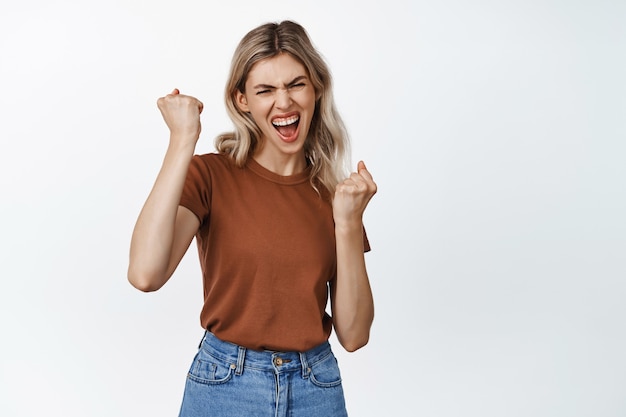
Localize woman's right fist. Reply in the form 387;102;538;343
157;89;204;144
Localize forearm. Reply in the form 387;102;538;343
128;139;195;290
332;222;375;352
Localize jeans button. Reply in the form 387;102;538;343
274;357;283;366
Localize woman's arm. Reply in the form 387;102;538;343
127;89;203;292
330;161;377;352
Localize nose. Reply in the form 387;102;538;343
275;88;292;109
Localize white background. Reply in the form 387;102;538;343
1;0;625;416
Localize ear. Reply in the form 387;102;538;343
235;90;249;112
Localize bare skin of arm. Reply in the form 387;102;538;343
331;161;377;352
128;89;203;291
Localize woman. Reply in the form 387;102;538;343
128;20;376;416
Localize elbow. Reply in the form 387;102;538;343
335;312;374;352
339;332;370;353
127;266;164;292
129;278;160;293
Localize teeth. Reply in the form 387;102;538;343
272;115;299;127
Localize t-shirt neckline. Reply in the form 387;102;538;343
246;157;311;185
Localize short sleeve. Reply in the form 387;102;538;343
180;155;212;226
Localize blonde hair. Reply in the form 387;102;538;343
216;21;350;196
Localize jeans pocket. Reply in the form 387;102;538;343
187;350;234;385
309;353;343;388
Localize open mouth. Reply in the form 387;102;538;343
272;114;300;141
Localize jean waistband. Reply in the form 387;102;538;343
199;331;333;376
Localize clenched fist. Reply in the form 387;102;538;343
157;89;204;147
333;161;377;229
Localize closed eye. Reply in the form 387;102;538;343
256;89;272;95
289;82;306;89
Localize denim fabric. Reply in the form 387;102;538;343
178;332;348;417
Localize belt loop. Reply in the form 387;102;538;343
299;352;310;379
235;346;246;376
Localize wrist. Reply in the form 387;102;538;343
334;219;363;235
167;135;197;154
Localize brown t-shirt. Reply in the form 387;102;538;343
180;153;369;352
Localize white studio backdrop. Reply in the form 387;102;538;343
1;0;625;416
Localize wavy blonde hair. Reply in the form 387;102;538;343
216;21;350;196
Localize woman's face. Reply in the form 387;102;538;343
236;53;317;169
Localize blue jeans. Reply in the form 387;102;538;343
178;332;348;417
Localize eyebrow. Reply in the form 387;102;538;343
252;75;308;90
